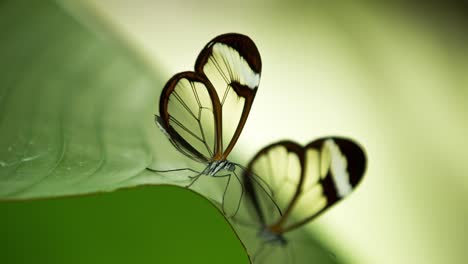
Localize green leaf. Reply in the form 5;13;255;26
0;185;249;264
0;0;173;199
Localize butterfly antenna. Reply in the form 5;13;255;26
232;162;248;173
250;175;283;217
231;163;281;214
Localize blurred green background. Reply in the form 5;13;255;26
1;0;468;263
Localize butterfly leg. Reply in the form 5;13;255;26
212;170;244;218
146;167;200;174
253;242;290;264
252;242;269;263
185;172;205;188
286;242;296;264
146;167;202;184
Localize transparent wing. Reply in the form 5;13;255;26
289;137;366;230
195;33;261;158
158;71;221;163
244;138;366;232
243;141;303;227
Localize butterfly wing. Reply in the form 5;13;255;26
158;33;261;163
243;141;304;228
195;33;261;158
243;138;366;232
286;137;366;231
158;71;221;163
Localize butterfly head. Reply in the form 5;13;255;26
226;162;236;172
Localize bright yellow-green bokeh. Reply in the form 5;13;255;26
76;1;468;263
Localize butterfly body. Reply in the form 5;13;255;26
202;160;235;176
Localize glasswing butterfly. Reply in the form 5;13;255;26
147;33;261;216
232;137;366;263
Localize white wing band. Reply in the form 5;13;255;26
325;139;353;198
212;43;260;90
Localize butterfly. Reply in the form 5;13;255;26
147;33;261;216
233;137;366;263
